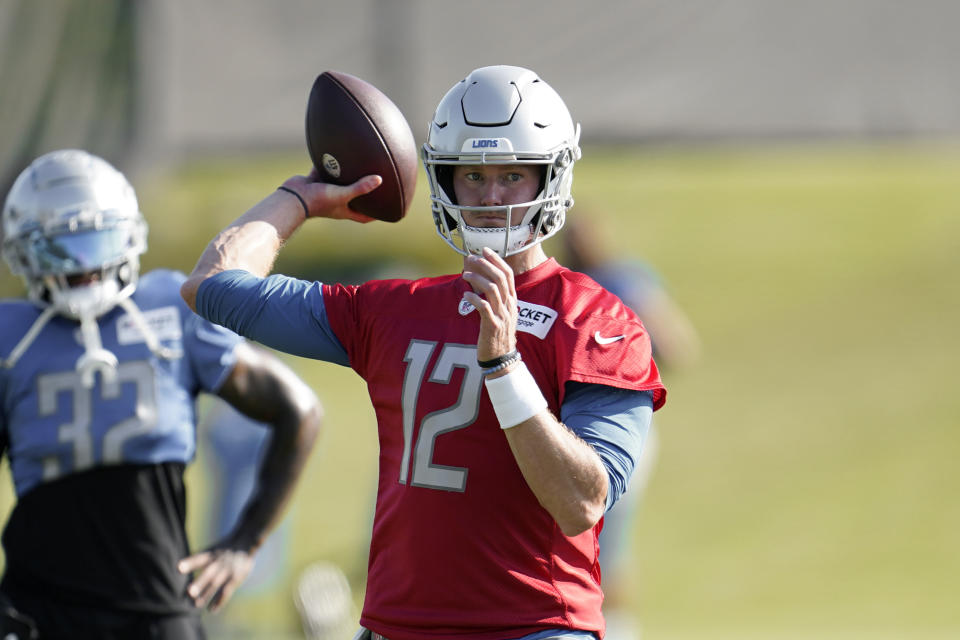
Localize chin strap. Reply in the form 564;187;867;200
1;297;182;388
0;305;118;388
0;308;119;388
0;306;58;370
76;313;119;388
461;222;533;257
117;297;183;361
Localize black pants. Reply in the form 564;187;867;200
2;590;205;640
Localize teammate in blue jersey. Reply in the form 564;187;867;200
0;150;322;640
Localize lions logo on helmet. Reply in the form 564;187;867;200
421;65;582;257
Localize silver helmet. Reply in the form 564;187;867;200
422;65;581;257
2;149;147;319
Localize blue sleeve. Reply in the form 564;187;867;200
561;383;653;511
195;269;349;365
182;310;244;393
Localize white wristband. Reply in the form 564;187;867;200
484;361;548;429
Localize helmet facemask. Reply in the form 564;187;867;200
10;214;147;320
422;65;581;257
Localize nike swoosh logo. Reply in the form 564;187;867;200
594;331;626;345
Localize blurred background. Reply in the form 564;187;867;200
1;1;958;638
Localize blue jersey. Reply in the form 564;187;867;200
0;269;243;497
0;269;244;615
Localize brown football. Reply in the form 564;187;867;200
305;70;418;222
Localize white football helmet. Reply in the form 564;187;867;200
422;65;581;257
2;150;152;385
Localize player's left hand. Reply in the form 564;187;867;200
178;545;255;612
462;247;518;361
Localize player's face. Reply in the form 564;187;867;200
452;164;540;227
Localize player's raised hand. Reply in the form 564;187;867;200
281;168;381;222
178;545;255;612
462;247;518;362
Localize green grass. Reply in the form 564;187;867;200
2;142;959;638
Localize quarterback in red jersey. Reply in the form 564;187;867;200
183;65;665;640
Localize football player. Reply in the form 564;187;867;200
0;150;321;639
182;65;666;640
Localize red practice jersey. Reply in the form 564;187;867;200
322;258;665;640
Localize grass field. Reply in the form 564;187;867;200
1;142;958;638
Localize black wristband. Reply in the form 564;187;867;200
477;349;519;369
277;185;310;217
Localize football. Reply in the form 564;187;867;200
305;70;418;222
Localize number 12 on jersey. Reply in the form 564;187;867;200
399;340;483;492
